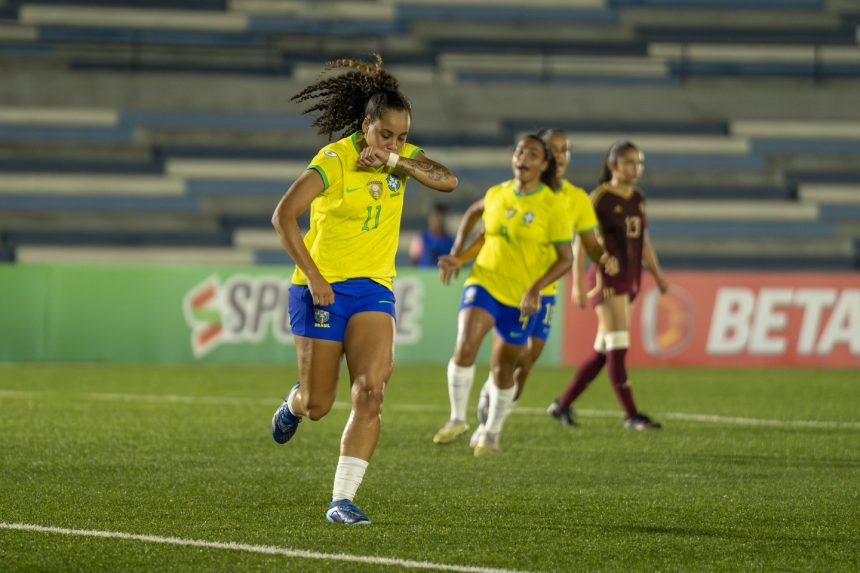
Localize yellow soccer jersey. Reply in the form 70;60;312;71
539;179;599;295
291;132;423;289
563;179;598;235
466;180;573;307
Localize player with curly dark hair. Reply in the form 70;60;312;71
270;54;457;524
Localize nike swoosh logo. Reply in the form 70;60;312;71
377;300;394;304
345;187;361;193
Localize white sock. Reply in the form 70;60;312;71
286;384;301;417
477;376;492;413
485;383;517;435
483;372;520;405
331;456;368;502
447;359;475;422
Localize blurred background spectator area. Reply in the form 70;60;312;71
0;0;859;270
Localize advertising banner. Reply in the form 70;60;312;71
8;264;853;367
0;264;562;365
561;271;860;367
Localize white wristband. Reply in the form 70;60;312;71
386;151;399;169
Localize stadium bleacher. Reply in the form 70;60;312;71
0;0;859;269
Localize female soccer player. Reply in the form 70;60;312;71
548;140;668;430
432;134;572;456
270;54;457;524
464;129;618;440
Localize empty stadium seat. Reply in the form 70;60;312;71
0;0;858;269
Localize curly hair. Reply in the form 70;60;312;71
291;53;412;140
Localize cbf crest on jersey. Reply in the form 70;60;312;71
367;180;383;200
522;211;535;224
386;174;402;197
314;309;331;328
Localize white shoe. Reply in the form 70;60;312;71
473;431;499;457
469;424;485;448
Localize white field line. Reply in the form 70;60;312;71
1;389;858;430
0;522;537;573
515;406;860;430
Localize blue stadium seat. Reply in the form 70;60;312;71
0;0;858;269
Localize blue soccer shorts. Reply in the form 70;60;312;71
289;278;396;342
459;283;540;345
529;294;557;341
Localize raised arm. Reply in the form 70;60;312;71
643;230;668;294
271;169;333;306
393;151;458;192
357;145;458;193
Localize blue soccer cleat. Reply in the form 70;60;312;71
325;499;371;525
271;383;302;444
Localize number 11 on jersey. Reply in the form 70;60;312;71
362;205;382;231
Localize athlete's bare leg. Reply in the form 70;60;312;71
340;312;395;461
594;294;629;334
291;335;343;420
512;336;545;400
490;335;523;391
452;306;495;367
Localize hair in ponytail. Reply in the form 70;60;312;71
291;53;411;140
599;140;639;183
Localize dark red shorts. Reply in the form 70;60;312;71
586;265;640;307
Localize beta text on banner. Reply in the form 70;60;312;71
561;271;860;367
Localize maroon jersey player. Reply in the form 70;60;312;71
586;182;646;305
548;141;669;430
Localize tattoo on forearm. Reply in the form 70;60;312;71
402;158;450;182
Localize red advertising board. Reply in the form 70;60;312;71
561;271;860;367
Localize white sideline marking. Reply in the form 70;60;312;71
0;522;536;573
515;406;860;430
661;412;860;430
1;389;858;430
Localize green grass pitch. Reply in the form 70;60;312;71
0;363;857;572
